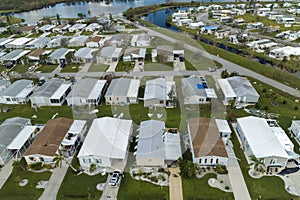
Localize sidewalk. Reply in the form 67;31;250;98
38;162;69;200
0;159;13;189
106;61;118;72
226;141;251;200
169;167;183;200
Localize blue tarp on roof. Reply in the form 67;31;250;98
204;26;218;31
197;84;204;89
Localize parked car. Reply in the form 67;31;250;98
109;170;122;187
28;66;35;72
37;79;46;86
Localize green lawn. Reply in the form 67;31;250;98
115;59;134;72
80;31;93;36
118;172;169;200
231;132;297;199
0;104;73;124
11;63;31;74
144;63;173;71
0;159;52;200
182;173;234;200
88;63;109;72
60;64;81;73
57;158;107;200
36;65;57;73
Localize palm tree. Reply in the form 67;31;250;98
56;14;61;25
88;10;91;17
249;154;265;175
53;154;65;168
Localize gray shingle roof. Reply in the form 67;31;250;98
105;78;131;96
227;76;259;97
0;79;33;97
181;77;207;97
31;79;64;98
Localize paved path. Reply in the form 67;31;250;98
225;140;251;200
79;62;92;73
38;162;69;200
168;167;183;200
106;61;119;72
0;159;13;189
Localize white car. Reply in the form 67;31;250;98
109;170;122;187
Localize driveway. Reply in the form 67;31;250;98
100;174;121;200
38;162;69;200
169;167;183;200
0;159;13;189
106;61;119;72
173;58;185;71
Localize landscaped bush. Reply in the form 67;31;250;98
225;186;230;190
215;165;228;174
158;167;165;173
44;164;53;169
29;162;43;170
89;163;96;173
150;176;158;183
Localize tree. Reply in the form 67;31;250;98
53;154;64;168
88;10;91;17
65;51;75;63
249;154;265;175
178;157;197;178
77;12;84;19
61;38;68;47
39;54;48;65
221;69;229;78
56;13;61;25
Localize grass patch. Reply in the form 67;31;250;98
144;63;173;71
10;63;30;74
182;173;234;200
0;104;73;124
88;63;109;72
36;65;57;73
80;31;93;36
118;172;169;200
0;159;52;200
57;158;107;200
60;64;81;73
115;59;134;72
231;131;297;199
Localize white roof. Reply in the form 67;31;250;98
7;126;37;150
217;79;236;98
215;119;231;133
88;80;106;100
77;117;132;159
68;120;86;134
7;38;33;46
51;83;71;99
164;132;182;161
237;116;289;159
205;88;217;98
144;78;175;101
0;38;13;46
127;79;140;98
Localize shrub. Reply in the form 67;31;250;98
215;165;228;174
206;166;211;171
262;88;267;93
294;106;298;110
89;163;96;173
30;162;43;170
150;176;158;183
263;106;269;110
282;100;287;104
44;164;53;169
225;186;230;190
158;167;165;173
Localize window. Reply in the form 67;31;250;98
96;159;102;164
6;98;11;101
29;157;34;161
199;159;202;164
88;158;91;163
204;159;207;163
216;159;218;164
210;159;213;164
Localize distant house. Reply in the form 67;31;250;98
85;23;102;32
189;22;205;29
0;38;13;48
68;36;88;47
136;120;165;166
0;80;11;92
29;79;71;107
52;24;71;33
0;117;38;166
131;34;151;47
215;29;230;39
19;25;36;34
236;116;299;172
86;36;105;48
47;48;74;64
107;34;130;47
0;49;30;64
289;121;300;144
5;38;33;49
69;24;87;32
77;117;133;169
25;37;51;49
247;22;264;29
276;16;295;24
269;46;300;60
201;26;219;34
144;78;176;108
105;78;140;105
73;47;97;63
188;117;228;166
217;76;259;106
66;78;107;107
27;49;52;62
181;76;217;105
123;47;146;62
47;36;68;48
97;46;122;64
38;24;56;33
0;79;34;104
157;45;174;62
24;118;87;165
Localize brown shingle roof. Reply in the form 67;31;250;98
87;36;103;43
124;47;140;57
27;49;46;57
188;117;227;158
25;118;73;157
